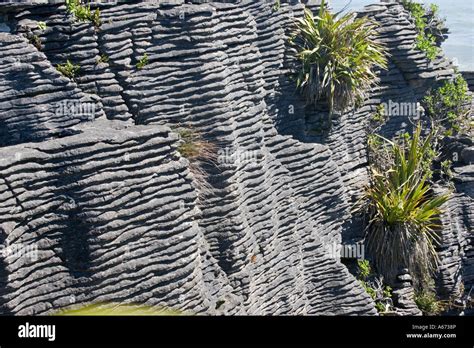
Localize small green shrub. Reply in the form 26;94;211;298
360;279;376;299
357;260;393;313
368;133;383;150
440;159;453;181
66;0;101;27
291;0;388;114
57;60;80;79
415;33;438;60
28;34;42;50
272;0;281;12
37;21;47;31
363;124;450;288
357;259;372;280
136;53;149;70
402;0;426;31
423;76;471;135
91;8;101;27
415;291;442;315
402;0;445;61
371;104;386;123
97;53;109;64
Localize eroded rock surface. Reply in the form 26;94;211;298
0;0;471;315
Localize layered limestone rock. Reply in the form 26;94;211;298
392;269;422;316
0;32;103;146
463;72;474;92
291;1;472;303
437;138;474;300
0;0;376;315
0;121;240;315
0;0;471;315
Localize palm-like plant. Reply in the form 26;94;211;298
365;125;450;288
291;1;388;114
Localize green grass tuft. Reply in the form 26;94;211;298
37;21;47;30
415;291;442;315
97;53;109;64
175;127;217;194
136;53;149;70
56;60;80;79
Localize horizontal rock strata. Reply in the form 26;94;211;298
0;0;377;315
0;0;471;315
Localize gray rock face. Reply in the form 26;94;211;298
462;71;474;92
293;2;473;305
451;165;474;295
0;0;377;315
437;136;473;300
0;121;238;315
0;0;471;316
461;147;474;165
392;270;422;316
0;32;101;146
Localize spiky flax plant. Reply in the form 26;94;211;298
364;124;450;288
292;0;388;114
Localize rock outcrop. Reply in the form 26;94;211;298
0;0;471;315
392;269;422;316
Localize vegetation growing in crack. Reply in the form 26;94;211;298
136;53;149;70
37;21;47;31
415;32;438;61
175;127;217;193
96;53;109;64
423;76;471;136
414;288;442;315
57;60;80;79
65;0;101;27
401;0;446;61
290;0;388;115
357;260;393;314
177;128;216;161
440;159;454;182
24;21;47;51
371;104;386;125
361;124;450;290
414;281;473;315
272;0;281;12
27;34;42;50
